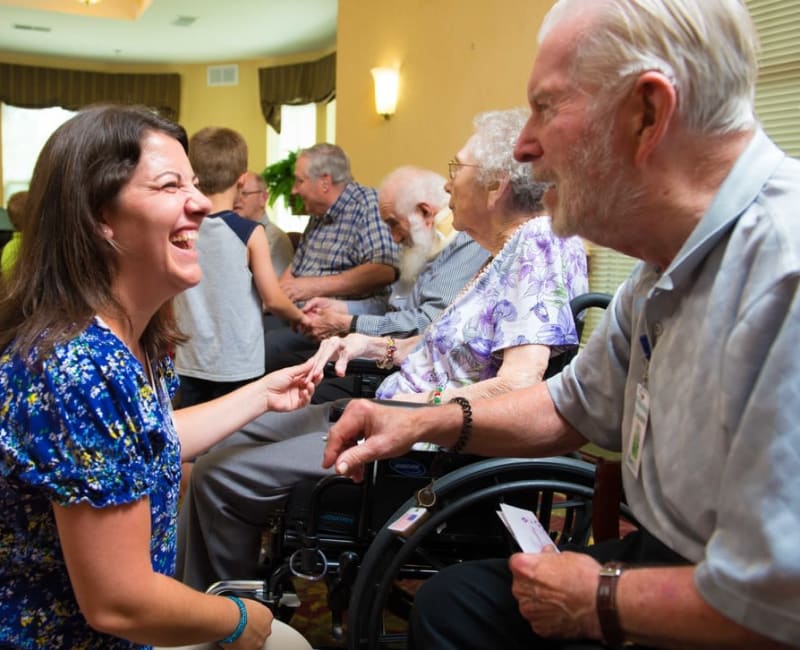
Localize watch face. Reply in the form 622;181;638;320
599;562;625;577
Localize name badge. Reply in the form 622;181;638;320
625;382;650;479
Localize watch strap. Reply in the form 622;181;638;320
597;561;627;647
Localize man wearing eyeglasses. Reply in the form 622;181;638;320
233;171;294;277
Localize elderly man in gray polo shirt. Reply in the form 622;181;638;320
323;1;800;648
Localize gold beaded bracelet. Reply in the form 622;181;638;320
376;336;397;369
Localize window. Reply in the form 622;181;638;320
265;100;336;233
746;0;800;157
2;104;77;201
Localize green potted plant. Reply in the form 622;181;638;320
261;150;305;214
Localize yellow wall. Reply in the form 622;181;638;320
1;0;555;198
336;0;554;186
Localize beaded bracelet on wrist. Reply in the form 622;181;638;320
428;385;444;405
448;397;473;453
376;336;397;369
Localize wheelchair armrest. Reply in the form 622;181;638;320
570;291;612;315
323;358;397;378
328;397;427;422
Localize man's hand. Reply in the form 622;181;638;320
322;399;421;482
292;312;313;335
304;307;352;340
303;297;348;315
279;273;317;303
509;549;602;640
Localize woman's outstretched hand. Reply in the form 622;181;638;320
262;357;322;412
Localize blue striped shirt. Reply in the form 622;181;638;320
356;232;490;337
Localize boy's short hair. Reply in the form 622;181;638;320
189;127;248;195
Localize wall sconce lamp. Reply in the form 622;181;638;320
371;67;399;120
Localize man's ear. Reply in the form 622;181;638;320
626;71;677;165
417;202;437;227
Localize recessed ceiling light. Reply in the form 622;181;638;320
77;0;103;6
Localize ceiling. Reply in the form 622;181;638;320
0;0;337;64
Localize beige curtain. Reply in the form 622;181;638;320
258;53;335;132
0;63;180;120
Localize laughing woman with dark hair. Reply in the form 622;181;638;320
0;105;314;650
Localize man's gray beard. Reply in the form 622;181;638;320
397;221;437;289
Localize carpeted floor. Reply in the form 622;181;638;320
283;576;410;650
283;578;347;649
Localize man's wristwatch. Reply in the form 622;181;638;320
597;561;627;647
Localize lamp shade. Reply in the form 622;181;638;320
370;67;399;118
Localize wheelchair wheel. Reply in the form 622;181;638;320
345;456;637;650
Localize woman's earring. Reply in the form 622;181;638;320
100;224;122;252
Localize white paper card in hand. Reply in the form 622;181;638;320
497;503;559;553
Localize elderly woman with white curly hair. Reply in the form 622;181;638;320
176;108;589;591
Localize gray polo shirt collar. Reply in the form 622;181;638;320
650;129;785;294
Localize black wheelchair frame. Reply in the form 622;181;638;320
206;292;630;649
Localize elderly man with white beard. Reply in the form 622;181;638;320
262;167;490;382
303;166;489;341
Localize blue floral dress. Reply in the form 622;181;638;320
377;216;589;398
0;319;181;649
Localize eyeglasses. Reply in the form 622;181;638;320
448;160;481;180
239;189;263;197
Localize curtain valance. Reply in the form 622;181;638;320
258;52;336;132
0;63;180;120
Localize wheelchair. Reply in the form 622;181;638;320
206;292;632;649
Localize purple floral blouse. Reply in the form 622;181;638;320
0;319;180;649
377;216;589;398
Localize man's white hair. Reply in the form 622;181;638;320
379;166;449;220
541;0;759;135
